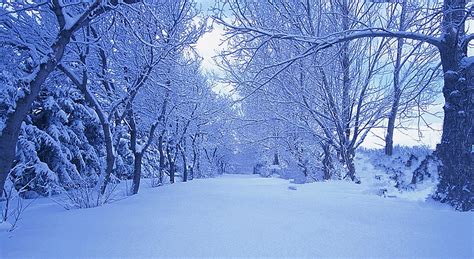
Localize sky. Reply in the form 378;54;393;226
195;23;225;73
194;0;474;149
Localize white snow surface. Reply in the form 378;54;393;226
1;174;473;258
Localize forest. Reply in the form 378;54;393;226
0;0;473;258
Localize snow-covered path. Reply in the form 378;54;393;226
1;174;472;258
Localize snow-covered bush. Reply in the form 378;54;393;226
355;146;439;200
10;83;104;197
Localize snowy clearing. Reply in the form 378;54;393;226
1;174;472;258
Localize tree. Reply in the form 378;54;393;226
0;0;141;198
383;1;441;155
11;77;103;196
217;0;394;181
215;0;473;210
115;0;204;193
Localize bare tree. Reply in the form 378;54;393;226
217;0;393;181
383;1;441;155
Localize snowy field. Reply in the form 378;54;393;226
1;174;473;258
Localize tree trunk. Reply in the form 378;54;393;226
340;0;352;143
77;76;115;196
169;162;175;184
95;39;117;194
99;126;115;194
322;143;333;180
60;64;116;195
342;147;358;183
300;162;308;178
167;145;175;184
196;151;201;178
273;152;280;165
191;134;200;178
181;148;188;182
346;156;357;183
434;0;474;211
384;103;399;156
338;0;357;182
128;108;140;195
131;152;143;195
0;30;73;198
436;56;473;211
385;1;407;156
158;134;166;185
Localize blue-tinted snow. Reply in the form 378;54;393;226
1;174;472;258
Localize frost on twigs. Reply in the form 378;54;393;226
1;181;35;232
55;181;118;210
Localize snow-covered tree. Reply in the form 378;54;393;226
0;0;142;198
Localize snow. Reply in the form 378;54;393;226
1;174;472;258
0;222;12;232
355;147;439;202
63;11;81;31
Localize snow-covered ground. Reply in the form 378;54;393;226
1;174;473;258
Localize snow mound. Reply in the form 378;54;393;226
0;221;12;232
356;146;439;201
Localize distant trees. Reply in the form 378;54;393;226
215;0;472;210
